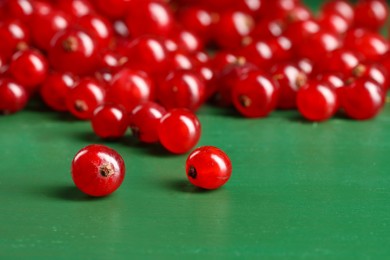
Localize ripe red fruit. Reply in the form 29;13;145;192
177;7;214;41
341;78;384;120
129;101;166;143
232;71;279;118
283;19;320;46
125;36;169;77
40;72;76;112
344;29;389;61
77;13;113;49
352;64;389;90
157;70;206;111
9;49;48;93
0;78;28;114
66;78;105;120
186;146;232;190
354;0;389;31
94;0;131;19
106;69;155;113
270;63;307;109
71;144;125;197
158;109;201;154
297;31;341;63
0;19;30;59
126;0;175;37
29;9;71;50
297;81;338;122
321;0;354;25
56;0;94;18
212;11;255;50
49;28;98;75
91;104;128;139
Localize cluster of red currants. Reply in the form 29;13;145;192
1;0;389;195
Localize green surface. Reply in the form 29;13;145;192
2;0;390;258
1;103;390;259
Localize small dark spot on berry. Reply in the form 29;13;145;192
188;166;197;179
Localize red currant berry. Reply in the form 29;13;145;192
271;62;307;109
91;104;128;139
129;101;166;143
209;51;239;73
29;9;70;50
352;64;389;90
232;71;279;118
169;51;196;71
158;70;206;111
77;13;114;49
125;36;169;77
316;73;344;89
158;109;201;154
283;19;320;46
249;18;284;41
49;28;98;76
94;0;131;19
239;40;277;69
314;49;362;78
186;146;232;190
71;144;125;197
297;30;341;63
344;29;389;61
9;49;48;93
297;81;338;122
56;0;94;18
0;19;30;59
98;50;127;73
177;7;214;41
0;78;28;114
106;69;155;113
318;13;349;35
354;0;388;31
126;0;175;37
213;11;255;50
40;72;76;112
4;0;33;22
215;60;259;106
172;29;204;53
321;0;354;26
66;78;105;120
341;78;384;120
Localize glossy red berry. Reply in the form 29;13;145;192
344;29;389;61
177;7;214;41
172;29;203;53
297;81;338;122
129;101;166;143
341;78;384;120
71;144;125;197
77;13;113;49
158;109;201;154
297;31;341;63
125;36;169;77
232;71;279;118
314;49;362;78
215;60;259;107
321;0;354;25
94;0;131;19
354;0;389;31
0;78;28;114
40;72;76;112
158;70;206;111
283;19;320;46
250;18;284;41
318;13;349;35
213;11;255;50
106;69;155;113
126;0;175;37
66;78;105;120
186;146;232;190
5;0;34;22
0;19;30;59
352;64;389;90
91;104;128;139
240;40;277;69
9;49;48;93
49;28;98;75
56;0;94;18
271;63;307;109
29;9;71;50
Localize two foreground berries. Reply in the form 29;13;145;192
72;144;232;197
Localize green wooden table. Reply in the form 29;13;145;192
2;1;390;259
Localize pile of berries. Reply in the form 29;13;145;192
1;0;390;194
